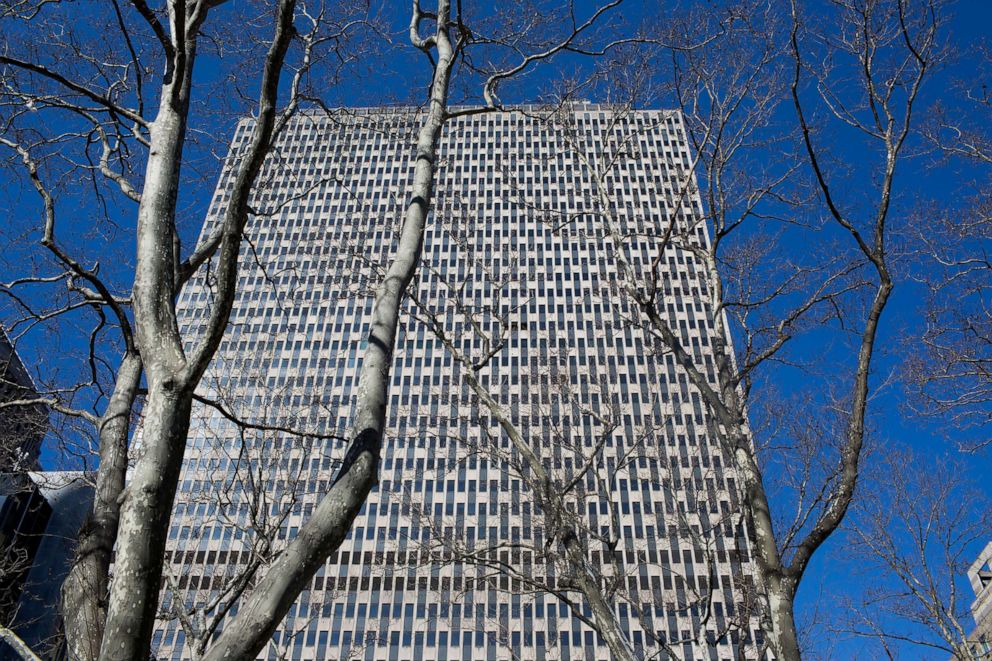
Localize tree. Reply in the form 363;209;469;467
835;449;992;660
1;0;961;659
0;0;347;657
395;1;942;658
405;198;766;659
905;42;992;453
606;1;939;656
5;0;631;656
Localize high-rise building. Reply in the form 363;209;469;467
153;105;764;660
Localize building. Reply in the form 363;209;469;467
967;541;992;658
153;105;765;660
0;328;47;472
0;471;50;633
0;328;52;644
0;471;94;661
0;326;94;661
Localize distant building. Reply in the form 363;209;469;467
967;541;992;658
0;472;50;629
0;472;94;661
0;332;87;660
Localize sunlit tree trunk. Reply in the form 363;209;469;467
199;3;459;657
62;351;141;661
98;1;298;658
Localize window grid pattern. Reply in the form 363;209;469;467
151;105;764;661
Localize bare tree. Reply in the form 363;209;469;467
0;1;954;660
0;0;340;657
471;1;940;658
97;3;313;656
624;2;938;656
835;449;992;660
405;206;765;659
6;0;629;656
905;43;992;452
780;7;938;654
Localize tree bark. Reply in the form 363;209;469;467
199;6;458;658
96;0;300;655
99;382;192;661
0;626;42;661
763;571;800;661
98;29;195;654
62;351;141;661
562;533;638;661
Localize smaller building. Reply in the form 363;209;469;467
0;332;92;660
0;472;94;661
967;541;992;658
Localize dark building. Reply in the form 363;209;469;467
0;473;51;625
0;329;49;631
0;330;70;660
0;472;94;660
0;329;47;472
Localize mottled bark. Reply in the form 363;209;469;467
100;382;192;661
62;351;141;661
97;1;297;658
99;33;196;658
0;626;42;661
763;573;800;660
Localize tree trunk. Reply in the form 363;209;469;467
98;2;298;654
72;78;199;661
99;380;193;661
62;351;141;661
99;65;193;660
707;256;802;661
763;571;800;661
562;532;638;661
0;627;42;661
199;15;458;660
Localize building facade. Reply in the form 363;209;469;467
0;328;52;649
152;105;765;660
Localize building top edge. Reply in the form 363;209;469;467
237;104;679;123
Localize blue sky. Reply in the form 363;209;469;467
2;0;991;657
